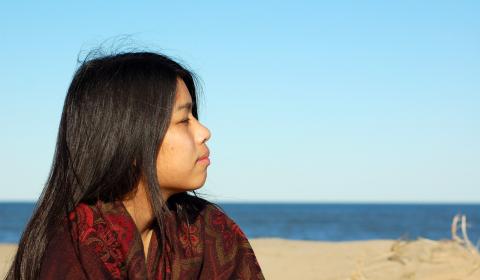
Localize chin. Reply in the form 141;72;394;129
190;180;207;191
190;183;205;191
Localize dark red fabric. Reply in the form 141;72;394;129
39;200;265;279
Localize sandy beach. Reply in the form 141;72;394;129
0;243;16;279
1;238;479;279
250;238;480;280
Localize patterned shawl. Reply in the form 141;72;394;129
39;198;265;279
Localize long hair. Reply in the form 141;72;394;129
6;50;219;279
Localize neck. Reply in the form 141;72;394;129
121;181;154;237
121;178;176;239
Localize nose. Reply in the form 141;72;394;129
197;120;211;144
202;125;211;144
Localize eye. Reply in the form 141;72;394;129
180;118;190;125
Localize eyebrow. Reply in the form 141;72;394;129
176;102;193;112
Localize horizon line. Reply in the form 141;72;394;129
0;199;479;205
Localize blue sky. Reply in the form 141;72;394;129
0;1;478;202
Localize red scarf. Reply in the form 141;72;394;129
39;199;265;279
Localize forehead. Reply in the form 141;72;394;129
175;78;192;103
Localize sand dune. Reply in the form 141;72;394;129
2;238;480;279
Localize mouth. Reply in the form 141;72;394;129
198;150;210;161
197;157;210;165
197;150;210;164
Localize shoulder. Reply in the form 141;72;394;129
169;195;248;239
41;201;132;279
201;203;249;240
40;217;112;279
198;204;266;279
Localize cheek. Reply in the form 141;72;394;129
157;132;196;174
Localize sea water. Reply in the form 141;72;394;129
1;202;479;243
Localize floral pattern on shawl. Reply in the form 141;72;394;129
40;198;265;280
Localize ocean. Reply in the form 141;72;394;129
1;202;479;244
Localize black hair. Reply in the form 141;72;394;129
6;50;221;279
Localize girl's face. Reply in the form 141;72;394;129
156;78;211;200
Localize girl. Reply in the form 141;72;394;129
6;51;264;279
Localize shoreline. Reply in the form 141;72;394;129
2;238;480;279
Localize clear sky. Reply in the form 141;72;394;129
0;1;478;202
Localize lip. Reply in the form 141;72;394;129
197;157;210;165
198;150;210;161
